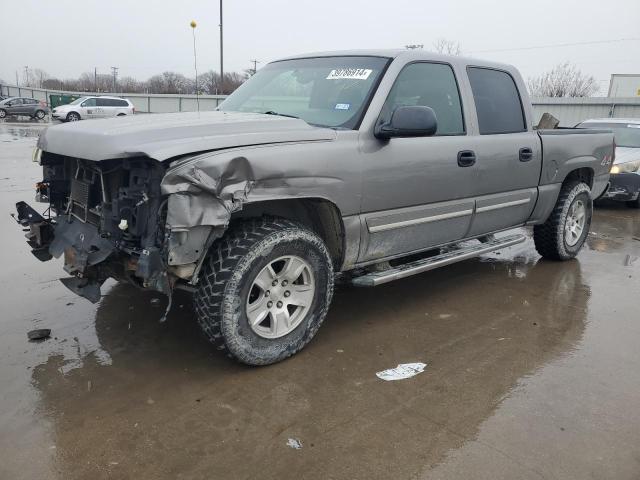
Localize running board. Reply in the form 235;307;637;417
351;234;526;287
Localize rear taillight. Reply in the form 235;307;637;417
132;107;135;114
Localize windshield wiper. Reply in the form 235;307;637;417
262;110;300;119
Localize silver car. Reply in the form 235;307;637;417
0;97;50;120
52;96;134;122
577;118;640;208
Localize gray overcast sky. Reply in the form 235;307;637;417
2;0;639;94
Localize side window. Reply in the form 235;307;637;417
380;62;465;136
83;98;97;107
467;67;526;134
96;98;109;107
11;98;23;105
115;99;128;107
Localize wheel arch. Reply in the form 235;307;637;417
231;198;346;270
562;167;594;190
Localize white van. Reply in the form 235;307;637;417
52;96;134;122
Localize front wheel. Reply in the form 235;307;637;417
534;181;592;260
66;112;80;122
194;217;334;365
0;109;6;119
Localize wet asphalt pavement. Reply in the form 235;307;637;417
1;121;640;480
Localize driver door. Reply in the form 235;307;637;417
80;98;98;119
6;98;24;115
358;62;479;263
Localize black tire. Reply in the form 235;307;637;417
117;113;126;117
194;217;334;365
66;112;80;122
534;181;592;260
34;110;46;120
0;109;6;119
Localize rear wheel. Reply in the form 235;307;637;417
534;181;592;260
66;112;80;122
34;110;46;120
194;217;334;365
0;109;6;119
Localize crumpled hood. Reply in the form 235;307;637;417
37;111;336;161
614;146;640;165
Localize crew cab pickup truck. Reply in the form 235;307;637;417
15;50;614;365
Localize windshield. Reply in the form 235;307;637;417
578;122;640;148
218;56;390;129
68;97;89;106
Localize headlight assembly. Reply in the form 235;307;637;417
611;158;640;174
32;147;42;164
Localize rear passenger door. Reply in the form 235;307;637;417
464;67;541;236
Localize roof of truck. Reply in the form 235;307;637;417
276;49;514;71
580;118;640;124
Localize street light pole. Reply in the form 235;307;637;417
219;0;224;91
190;20;200;112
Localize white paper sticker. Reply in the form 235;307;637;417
334;103;350;110
376;362;427;381
326;68;372;80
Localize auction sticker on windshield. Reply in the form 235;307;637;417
326;68;372;80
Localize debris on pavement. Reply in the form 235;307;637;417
286;438;303;449
624;254;637;266
27;328;51;341
376;362;427;381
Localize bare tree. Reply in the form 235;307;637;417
528;62;598;97
119;76;143;93
219;72;245;94
199;70;222;94
433;38;461;56
10;65;247;95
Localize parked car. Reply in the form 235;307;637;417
0;97;49;120
51;96;134;122
577;118;640;208
15;49;614;365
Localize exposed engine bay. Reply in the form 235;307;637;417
16;152;175;303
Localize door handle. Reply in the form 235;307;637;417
519;147;533;162
457;150;476;167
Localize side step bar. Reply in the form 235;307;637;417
351;234;526;287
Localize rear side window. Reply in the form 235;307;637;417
115;99;129;107
381;62;465;135
467;67;526;135
96;98;109;107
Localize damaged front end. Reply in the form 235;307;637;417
15;152;192;303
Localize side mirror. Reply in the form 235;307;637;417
375;105;438;139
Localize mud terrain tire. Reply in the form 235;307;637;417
534;181;592;260
194;217;334;365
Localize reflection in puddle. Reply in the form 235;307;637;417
28;252;591;479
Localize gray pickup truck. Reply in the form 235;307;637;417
16;50;614;365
